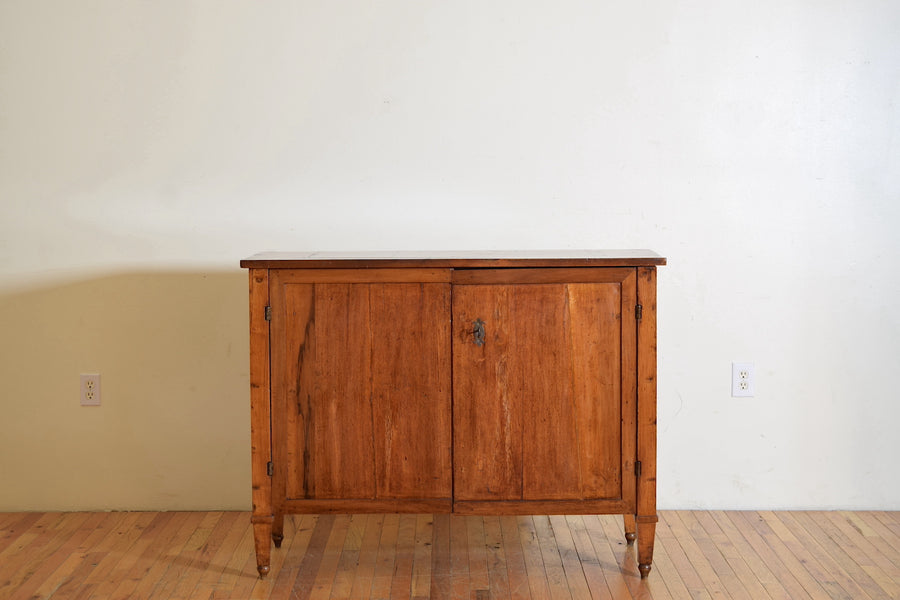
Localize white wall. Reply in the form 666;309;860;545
1;1;898;510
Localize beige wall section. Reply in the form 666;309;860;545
0;271;250;511
1;2;898;510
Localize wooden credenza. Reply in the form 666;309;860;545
240;251;665;578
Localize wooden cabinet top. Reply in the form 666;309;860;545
240;250;666;269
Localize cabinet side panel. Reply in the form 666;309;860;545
370;283;452;499
452;286;523;501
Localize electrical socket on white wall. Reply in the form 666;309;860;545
80;373;101;406
731;362;755;397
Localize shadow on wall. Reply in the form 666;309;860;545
0;270;251;511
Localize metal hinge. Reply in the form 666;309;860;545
635;304;643;321
264;306;272;321
266;461;274;477
635;461;642;477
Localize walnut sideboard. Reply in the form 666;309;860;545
240;251;665;578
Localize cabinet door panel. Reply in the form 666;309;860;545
520;283;624;500
369;284;452;498
451;286;523;500
271;271;451;501
453;271;635;502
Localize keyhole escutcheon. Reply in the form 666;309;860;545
472;318;486;347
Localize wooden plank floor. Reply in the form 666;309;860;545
1;511;898;599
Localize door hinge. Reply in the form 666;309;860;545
264;306;272;321
266;461;274;477
635;461;642;477
635;304;643;321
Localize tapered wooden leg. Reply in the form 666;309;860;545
637;518;657;578
623;514;637;545
272;512;285;548
252;518;273;578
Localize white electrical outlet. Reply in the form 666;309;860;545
80;373;101;406
731;363;754;397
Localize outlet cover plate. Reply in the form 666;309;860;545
731;362;755;397
80;373;101;406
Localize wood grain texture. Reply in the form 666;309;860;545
280;499;452;514
452;284;521;501
246;256;660;578
249;268;274;577
241;250;667;269
314;282;377;498
636;266;659;577
4;511;899;599
266;268;451;283
452;275;633;504
451;267;638;285
370;284;452;500
452;500;631;516
270;270;452;503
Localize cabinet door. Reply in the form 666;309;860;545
270;269;452;502
452;268;637;504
